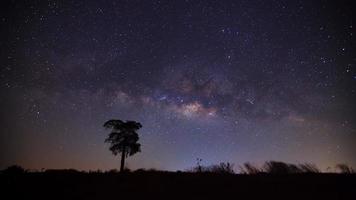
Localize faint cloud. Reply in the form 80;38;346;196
287;113;305;123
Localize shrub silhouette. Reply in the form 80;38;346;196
298;163;320;173
263;161;320;174
196;158;203;173
239;162;262;174
190;162;235;174
103;119;142;172
209;162;234;174
2;165;25;175
238;161;320;174
263;161;301;174
336;164;354;173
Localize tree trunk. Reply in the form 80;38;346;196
120;147;126;172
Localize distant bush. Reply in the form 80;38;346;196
88;169;103;174
209;162;235;174
264;161;320;174
263;161;299;174
44;169;80;174
107;169;119;173
120;168;131;173
134;168;146;173
146;168;159;172
239;163;262;174
336;164;354;174
190;162;235;174
2;165;26;175
133;168;160;173
238;161;320;174
298;163;320;173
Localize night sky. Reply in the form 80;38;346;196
1;0;355;171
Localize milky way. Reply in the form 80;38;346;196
0;0;355;171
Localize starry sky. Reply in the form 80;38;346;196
0;0;355;171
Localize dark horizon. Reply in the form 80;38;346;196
1;0;355;171
1;161;353;174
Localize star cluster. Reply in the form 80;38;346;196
0;0;355;171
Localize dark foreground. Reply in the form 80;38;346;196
1;170;355;200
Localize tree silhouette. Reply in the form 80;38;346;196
103;119;142;172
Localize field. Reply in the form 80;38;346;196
2;170;355;200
